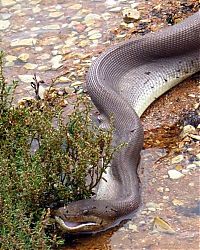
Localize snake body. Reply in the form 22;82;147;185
55;12;200;233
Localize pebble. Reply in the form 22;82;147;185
128;223;138;232
186;164;197;170
11;38;37;47
89;33;102;40
122;8;140;23
196;154;200;160
42;24;60;30
168;169;184;180
18;74;40;83
171;155;184;164
18;53;29;62
5;55;17;62
181;125;196;137
50;55;63;69
1;0;16;7
24;63;38;70
109;7;122;13
49;12;64;18
0;20;11;30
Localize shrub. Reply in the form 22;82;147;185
0;51;119;249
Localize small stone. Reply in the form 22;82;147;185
32;6;41;13
68;4;82;10
128;224;138;232
172;199;184;206
196;154;200;161
168;169;184;180
40;36;60;46
102;13;111;21
171;155;184;164
18;53;30;62
189;134;200;141
11;38;37;47
78;40;90;47
70;81;82;87
89;33;102;40
85;13;101;22
51;55;63;70
0;20;11;30
146;202;161;211
175;165;183;171
181;125;196;137
109;7;122;13
186;164;197;170
5;55;17;62
157;187;164;193
64;87;74;94
42;24;60;30
64;37;77;47
18;75;40;83
1;0;16;7
35;47;43;52
24;63;38;70
38;65;51;71
122;8;140;23
61;45;72;55
49;12;64;18
182;169;189;174
105;0;117;7
37;53;51;60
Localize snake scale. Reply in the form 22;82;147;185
55;11;200;233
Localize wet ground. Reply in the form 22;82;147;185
1;0;200;249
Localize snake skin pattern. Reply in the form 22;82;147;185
55;12;200;233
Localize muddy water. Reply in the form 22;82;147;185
1;0;199;249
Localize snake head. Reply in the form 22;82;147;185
54;199;119;234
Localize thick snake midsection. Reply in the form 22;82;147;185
55;12;200;234
86;12;200;204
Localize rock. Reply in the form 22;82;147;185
89;33;102;40
11;38;37;47
18;75;40;83
186;164;197;170
5;55;17;62
128;223;138;232
171;155;184;164
189;134;200;141
85;14;101;22
51;55;63;69
70;81;82;87
0;20;11;30
42;24;60;30
105;0;117;7
1;0;16;7
32;6;41;13
196;153;200;160
181;125;196;137
24;63;38;70
122;8;140;23
172;199;184;206
109;7;122;13
168;169;184;180
18;53;30;62
68;4;82;10
146;202;161;211
37;53;51;60
49;12;64;18
153;217;175;234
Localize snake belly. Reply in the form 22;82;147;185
55;12;200;233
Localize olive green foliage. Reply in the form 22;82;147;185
0;51;118;249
